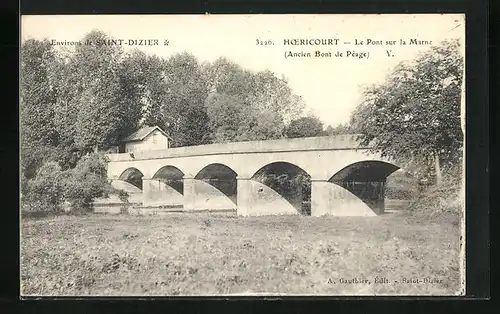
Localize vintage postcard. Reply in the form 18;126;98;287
20;14;465;296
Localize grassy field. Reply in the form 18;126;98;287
20;210;462;296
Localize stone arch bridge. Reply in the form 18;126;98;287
106;135;400;217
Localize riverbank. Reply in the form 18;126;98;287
21;209;462;296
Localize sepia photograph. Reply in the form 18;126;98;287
20;14;465;296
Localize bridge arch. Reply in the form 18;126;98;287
328;160;400;213
118;167;144;190
251;161;312;215
194;163;238;204
152;165;184;194
329;160;400;182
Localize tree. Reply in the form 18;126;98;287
175;104;212;146
141;55;170;127
71;30;142;152
50;47;82;153
20;146;62;194
205;93;249;143
20;39;59;148
203;57;253;96
238;109;285;141
350;39;464;185
203;58;305;143
324;123;354;136
20;39;62;188
143;52;210;147
285;116;324;138
115;49;150;136
247;70;304;124
205;92;286;143
62;153;112;211
22;161;66;212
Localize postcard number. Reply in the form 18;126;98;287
256;39;274;46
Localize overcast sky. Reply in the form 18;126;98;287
21;14;465;126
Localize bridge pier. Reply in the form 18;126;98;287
236;178;251;216
182;177;197;211
183;177;238;212
310;180;381;217
142;178;183;207
236;177;299;216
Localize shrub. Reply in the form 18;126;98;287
406;176;462;224
62;153;112;212
385;188;416;200
22;161;66;212
117;189;131;214
118;190;130;203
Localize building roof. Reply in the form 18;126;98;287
122;126;172;142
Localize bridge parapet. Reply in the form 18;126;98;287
107;134;371;162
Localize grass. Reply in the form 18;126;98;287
20;209;462;296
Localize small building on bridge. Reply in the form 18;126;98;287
120;126;172;153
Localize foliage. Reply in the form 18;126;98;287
257;173;311;203
323;123;354;136
20;39;59;149
22;161;66;212
143;52;211;147
118;190;130;203
205;92;285;142
244;70;304;125
140;55;169;127
203;57;304;142
21;146;58;184
205;93;248;142
238;109;284;141
285;116;324;138
19;39;61;195
62;153;112;211
350;39;464;182
406;176;462;225
72;31;142;152
175;104;212;146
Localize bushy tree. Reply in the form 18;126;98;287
20;39;61;191
115;49;149;137
158;53;210;147
205;93;285;143
140;55;170;127
22;161;66;212
285;116;324;138
21;153;113;212
176;104;212;146
203;57;253;96
247;70;304;124
205;93;248;142
204;58;304;143
20;39;59;148
72;30;142;152
240;109;285;141
62;153;112;211
50;48;82;152
351;39;464;185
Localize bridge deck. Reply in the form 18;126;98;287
107;135;371;162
